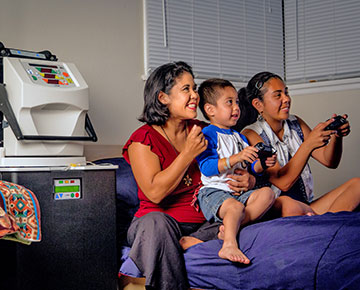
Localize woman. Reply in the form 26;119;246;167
236;71;360;217
122;61;255;290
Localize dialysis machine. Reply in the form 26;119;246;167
0;43;118;290
0;41;97;166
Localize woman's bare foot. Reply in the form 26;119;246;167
218;225;225;240
179;236;203;250
218;243;250;264
304;206;316;216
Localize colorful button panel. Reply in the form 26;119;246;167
54;178;81;200
22;61;76;88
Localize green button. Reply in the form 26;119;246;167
71;193;75;198
59;180;63;184
32;75;37;80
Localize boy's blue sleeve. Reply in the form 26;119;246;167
196;129;220;177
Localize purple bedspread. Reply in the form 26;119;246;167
120;211;360;290
185;211;360;290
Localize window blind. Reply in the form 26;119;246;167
284;0;360;84
144;0;284;82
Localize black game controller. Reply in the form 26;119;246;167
254;142;277;163
245;142;276;171
324;115;347;131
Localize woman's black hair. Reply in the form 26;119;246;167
138;61;194;125
234;71;284;131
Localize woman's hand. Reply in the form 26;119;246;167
183;125;208;159
226;168;256;194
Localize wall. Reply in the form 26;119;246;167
0;0;144;160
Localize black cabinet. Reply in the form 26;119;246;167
1;168;117;290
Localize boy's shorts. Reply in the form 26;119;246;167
197;187;255;222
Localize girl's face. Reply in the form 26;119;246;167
258;77;291;123
210;86;240;129
163;72;199;120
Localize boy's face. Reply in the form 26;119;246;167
206;86;240;129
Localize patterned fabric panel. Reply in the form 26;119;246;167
0;180;41;244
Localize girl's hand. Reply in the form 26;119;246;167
235;146;258;164
184;125;208;158
305;119;335;150
333;114;350;138
264;154;277;168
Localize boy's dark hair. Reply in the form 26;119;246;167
234;71;283;131
198;78;236;120
138;61;194;125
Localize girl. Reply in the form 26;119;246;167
236;71;360;217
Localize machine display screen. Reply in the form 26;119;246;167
54;185;80;193
21;61;76;88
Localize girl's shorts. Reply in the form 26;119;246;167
197;187;255;222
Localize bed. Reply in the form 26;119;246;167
96;157;360;290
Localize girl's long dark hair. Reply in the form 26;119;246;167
234;71;283;131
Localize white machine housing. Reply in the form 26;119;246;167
1;57;91;166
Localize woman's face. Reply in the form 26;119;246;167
259;77;291;123
165;71;199;120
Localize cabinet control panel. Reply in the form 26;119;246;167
54;178;81;200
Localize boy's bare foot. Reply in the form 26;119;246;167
218;244;250;264
179;236;203;250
